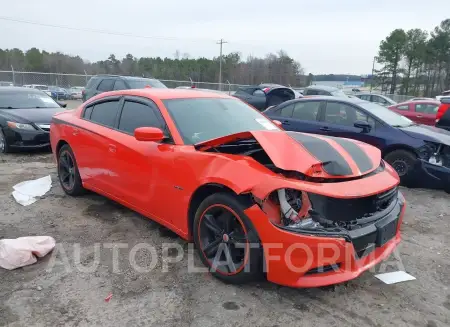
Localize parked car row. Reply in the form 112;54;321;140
21;84;85;100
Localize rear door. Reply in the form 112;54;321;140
94;78;115;97
390;103;416;121
413;102;439;125
318;101;385;148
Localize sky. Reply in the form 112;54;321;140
0;0;449;75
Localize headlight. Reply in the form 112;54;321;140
418;141;443;166
7;121;36;130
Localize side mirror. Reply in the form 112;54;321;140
272;120;283;128
57;101;67;108
354;120;372;132
134;127;165;142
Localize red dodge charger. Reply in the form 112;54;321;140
50;89;405;288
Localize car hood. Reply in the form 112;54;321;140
399;124;450;146
0;107;65;124
196;130;381;178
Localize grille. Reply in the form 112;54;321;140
308;187;398;222
37;124;51;132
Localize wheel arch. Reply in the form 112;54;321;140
382;144;418;159
55;139;69;156
187;183;254;240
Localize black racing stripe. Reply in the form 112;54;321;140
286;132;353;176
330;137;374;173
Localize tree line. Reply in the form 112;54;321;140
0;48;305;87
376;18;450;96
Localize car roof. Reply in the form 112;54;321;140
0;86;45;94
94;88;231;100
287;95;367;105
395;100;440;105
92;74;158;81
305;84;341;91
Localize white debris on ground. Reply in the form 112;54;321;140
0;236;56;270
374;271;417;284
12;175;52;206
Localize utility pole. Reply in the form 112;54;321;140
217;39;228;91
370;56;377;93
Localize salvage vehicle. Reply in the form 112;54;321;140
354;93;397;107
264;96;450;191
83;75;168;102
51;89;405;288
388;100;440;126
0;87;66;153
233;84;295;111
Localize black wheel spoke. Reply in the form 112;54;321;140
60;171;70;182
69;173;74;187
203;238;221;257
60;155;69;169
203;214;222;235
217;211;233;233
229;232;247;245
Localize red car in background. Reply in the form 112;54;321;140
388;100;440;126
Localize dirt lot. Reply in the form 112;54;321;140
0;152;449;327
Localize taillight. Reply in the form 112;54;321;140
436;103;449;122
262;87;270;93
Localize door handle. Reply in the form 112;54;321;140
282;120;290;125
319;127;330;131
72;128;79;136
108;144;116;153
416;115;423;118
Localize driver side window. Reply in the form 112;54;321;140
324;102;375;128
118;101;163;135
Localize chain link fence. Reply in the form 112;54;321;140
0;70;418;102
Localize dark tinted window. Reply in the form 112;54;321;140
292;101;320;121
84;106;93;119
97;79;115;92
113;79;127;90
90;101;120;127
358;94;371;101
163;98;279;144
304;89;319;96
318;90;331;96
126;78;167;89
324;102;374;127
118;101;162;134
86;77;100;89
372;95;388;105
279;104;294;117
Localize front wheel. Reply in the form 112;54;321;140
193;193;263;284
0;129;9;154
58;144;85;196
384;149;417;186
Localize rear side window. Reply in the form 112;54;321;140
85;77;100;89
292;101;320;121
89;100;120;127
118;101;162;134
279;104;295;117
114;79;127;90
97;79;115;92
304;89;319;96
415;104;439;114
83;106;93;119
396;105;409;111
359;95;371;101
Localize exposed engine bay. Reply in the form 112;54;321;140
205;136;398;233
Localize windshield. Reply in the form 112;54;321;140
127;78;167;89
163;98;279;144
331;90;348;97
359;102;414;127
0;91;60;108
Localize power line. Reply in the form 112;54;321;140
0;16;217;43
217;39;228;90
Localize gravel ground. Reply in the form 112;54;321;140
0;152;449;327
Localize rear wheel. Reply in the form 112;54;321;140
384;149;417;186
193;193;262;284
58;144;85;196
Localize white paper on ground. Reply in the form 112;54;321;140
0;236;56;270
374;271;416;284
12;175;52;206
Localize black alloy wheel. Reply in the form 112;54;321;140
57;144;85;196
0;129;8;153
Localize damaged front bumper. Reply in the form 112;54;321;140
413;159;450;190
243;190;405;288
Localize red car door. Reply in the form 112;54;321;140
413;102;440;126
105;97;180;224
389;103;417;121
73;97;122;191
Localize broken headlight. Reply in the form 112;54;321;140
418;141;443;166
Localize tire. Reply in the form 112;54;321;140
0;129;10;154
57;144;85;196
193;192;263;284
384;149;417;186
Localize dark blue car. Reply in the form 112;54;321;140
264;96;450;191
